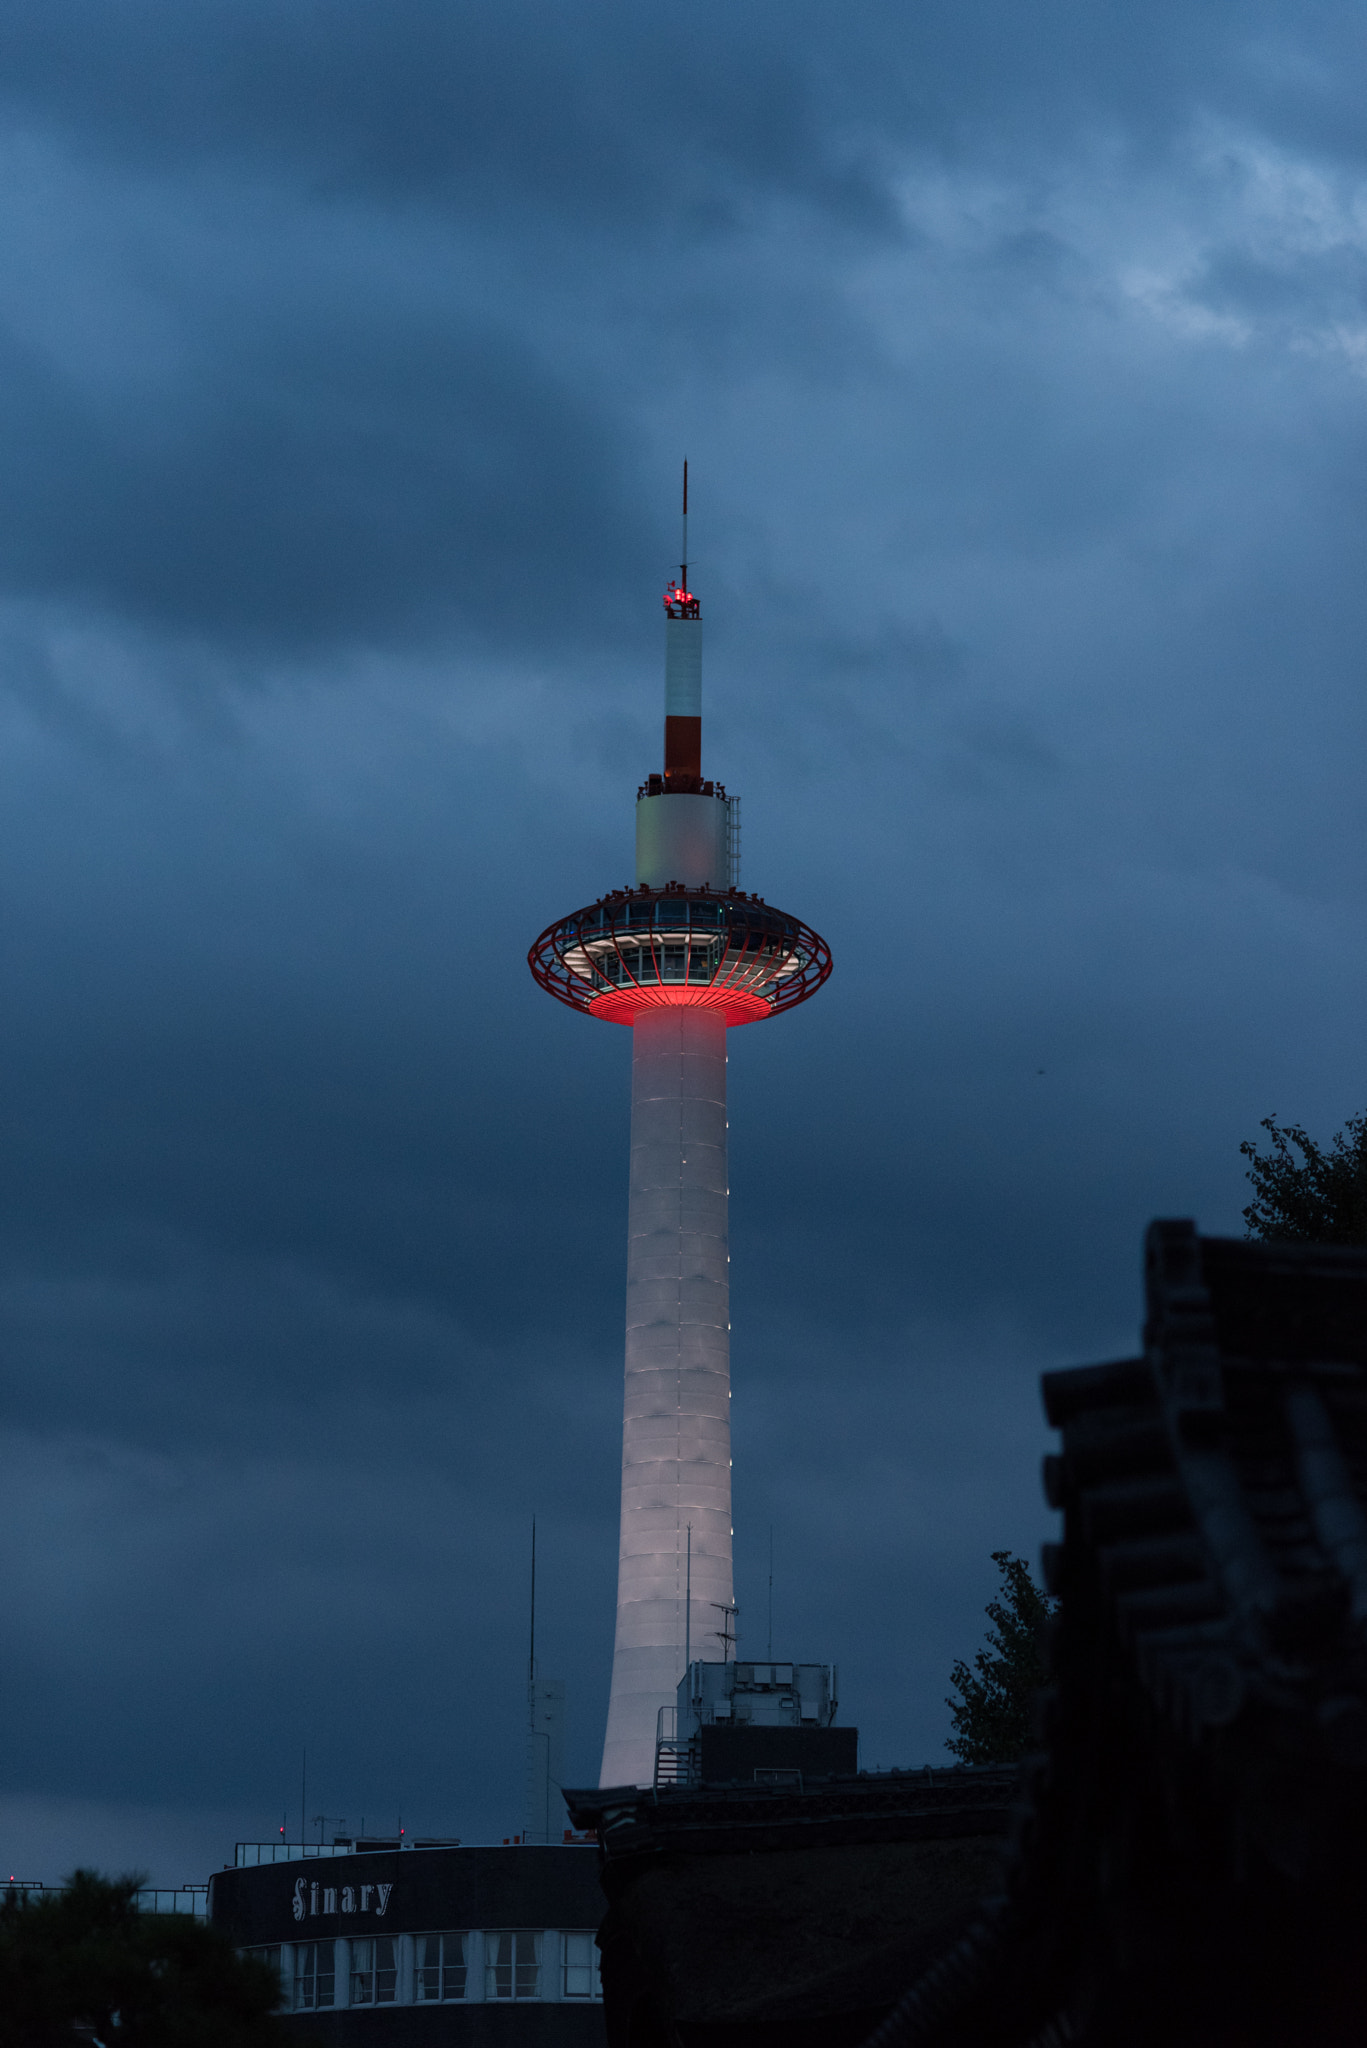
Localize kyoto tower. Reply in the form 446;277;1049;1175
528;474;832;1788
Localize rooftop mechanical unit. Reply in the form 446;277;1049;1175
655;1660;857;1789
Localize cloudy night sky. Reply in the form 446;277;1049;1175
2;0;1367;1883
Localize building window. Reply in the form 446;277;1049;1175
416;1932;468;2001
563;1932;601;2000
241;1946;284;2006
349;1937;397;2005
294;1942;335;2010
486;1930;542;2000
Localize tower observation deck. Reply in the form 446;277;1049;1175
528;485;832;1788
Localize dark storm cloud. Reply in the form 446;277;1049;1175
0;0;901;648
0;1;868;218
0;267;639;644
0;0;1361;654
0;0;1329;198
4;0;1367;1884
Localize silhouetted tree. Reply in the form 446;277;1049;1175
946;1550;1055;1765
0;1870;289;2047
1241;1111;1367;1246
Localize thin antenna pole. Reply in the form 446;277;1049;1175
685;1524;692;1676
681;459;688;588
768;1525;774;1661
529;1516;537;1703
300;1748;306;1846
711;1601;739;1661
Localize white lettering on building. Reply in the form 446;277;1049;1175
289;1874;396;1920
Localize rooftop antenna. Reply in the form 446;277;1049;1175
711;1600;739;1662
767;1525;774;1661
528;1515;537;1710
681;459;688;591
685;1524;692;1677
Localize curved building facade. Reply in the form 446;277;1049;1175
210;1843;604;2044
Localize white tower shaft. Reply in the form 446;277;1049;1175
599;1005;733;1787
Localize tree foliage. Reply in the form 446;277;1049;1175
0;1870;289;2047
1240;1111;1367;1246
946;1550;1055;1765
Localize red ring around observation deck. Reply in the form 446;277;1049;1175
528;886;832;1028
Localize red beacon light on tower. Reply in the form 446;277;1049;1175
663;580;699;619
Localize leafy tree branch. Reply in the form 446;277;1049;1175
1240;1112;1367;1246
946;1550;1055;1766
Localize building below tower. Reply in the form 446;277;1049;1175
210;1840;605;2043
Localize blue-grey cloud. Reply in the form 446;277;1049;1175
3;0;1367;1888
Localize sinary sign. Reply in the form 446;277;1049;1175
292;1878;394;1921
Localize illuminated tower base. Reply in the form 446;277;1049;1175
600;1006;732;1789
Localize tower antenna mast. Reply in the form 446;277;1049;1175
681;460;688;590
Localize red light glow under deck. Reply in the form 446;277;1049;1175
589;982;771;1027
